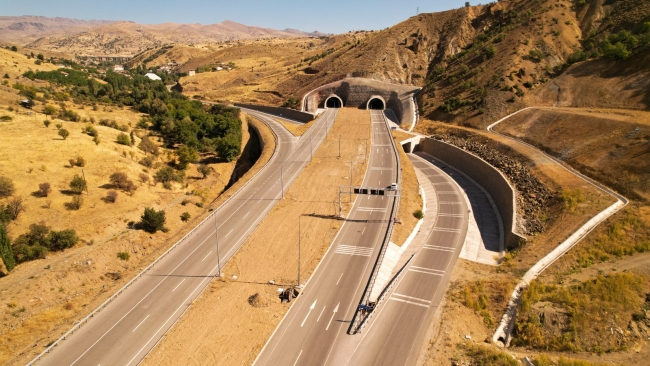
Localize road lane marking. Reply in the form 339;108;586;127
293;350;303;366
361;227;366;235
438;213;464;217
202;251;212;262
243;211;250;219
171;279;186;292
439;201;461;205
317;306;326;322
336;272;343;285
326;302;339;330
335;245;373;257
301;300;317;327
357;207;386;212
392;293;431;304
389;297;429;308
433;227;462;233
423;245;455;253
409;266;445;276
225;229;233;237
132;314;150;333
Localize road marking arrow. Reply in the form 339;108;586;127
300;300;317;327
326;302;339;331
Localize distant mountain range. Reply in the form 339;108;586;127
0;16;328;56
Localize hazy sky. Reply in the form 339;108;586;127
0;0;471;34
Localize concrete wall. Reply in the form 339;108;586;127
417;138;525;250
234;103;314;123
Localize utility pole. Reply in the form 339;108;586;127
214;216;221;277
339;134;342;159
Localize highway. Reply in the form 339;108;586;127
339;151;470;365
253;109;398;366
31;108;338;366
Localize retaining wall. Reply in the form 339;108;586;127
417;138;525;250
234;103;314;123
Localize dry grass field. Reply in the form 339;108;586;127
0;101;271;365
141;108;372;365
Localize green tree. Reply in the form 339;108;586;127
58;128;70;140
155;166;182;184
485;45;497;59
0;225;15;273
69;174;87;194
43;120;51;128
141;207;166;233
46;229;78;251
176;145;199;170
37;54;44;61
216;134;241;162
10;46;17;52
180;212;191;222
0;176;15;198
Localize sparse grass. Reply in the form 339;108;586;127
274;118;314;136
560;189;586;213
455;280;513;328
459;342;518;366
513;272;649;352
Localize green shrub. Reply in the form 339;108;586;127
180;212;191;222
0;226;15;272
0;176;15;198
69;174;87;194
0;115;13;122
413;209;424;220
116;133;131;145
58;128;70;140
117;252;130;261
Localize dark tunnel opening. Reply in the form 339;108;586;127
325;97;342;108
368;98;385;110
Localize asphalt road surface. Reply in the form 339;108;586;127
33;108;338;366
339;152;470;366
254;109;398;366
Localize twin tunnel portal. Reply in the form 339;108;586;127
325;94;386;110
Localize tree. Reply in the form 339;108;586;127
0;225;15;273
5;196;25;220
197;164;212;179
58;128;70;140
116;133;130;145
38;182;51;197
216;134;241;162
69;174;87;194
176;145;199;170
10;46;17;52
43;105;57;116
0;176;14;198
43;120;51;128
141;207;166;233
37;54;44;61
485;45;497;59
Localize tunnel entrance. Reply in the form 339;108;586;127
325;95;343;108
367;98;385;110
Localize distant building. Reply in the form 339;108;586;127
145;73;162;81
113;65;124;72
188;70;196;77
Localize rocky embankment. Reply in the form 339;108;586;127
432;134;554;235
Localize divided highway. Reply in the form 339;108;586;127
341;152;469;365
31;108;338;366
254;110;398;366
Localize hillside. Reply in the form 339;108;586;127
0;16;326;57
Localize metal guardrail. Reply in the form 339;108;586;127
348;110;403;334
27;112;281;365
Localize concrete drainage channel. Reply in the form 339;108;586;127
27;111;284;365
487;107;629;346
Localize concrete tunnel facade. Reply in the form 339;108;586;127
302;78;420;126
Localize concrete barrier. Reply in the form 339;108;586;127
417;138;525;250
234;103;315;122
